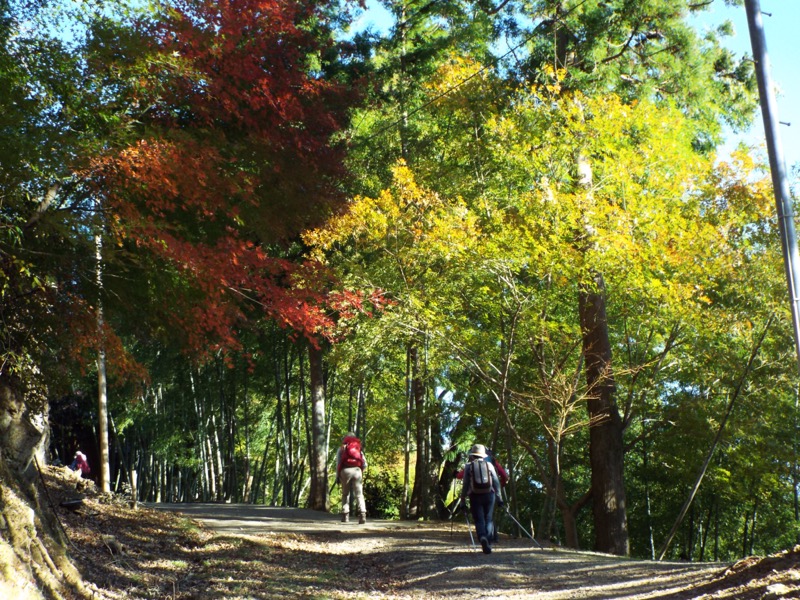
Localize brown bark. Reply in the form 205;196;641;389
408;345;427;519
559;505;580;549
579;273;629;556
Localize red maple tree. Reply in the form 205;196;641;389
90;0;368;360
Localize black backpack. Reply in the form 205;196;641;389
470;460;492;494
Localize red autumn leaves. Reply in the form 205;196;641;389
89;0;371;361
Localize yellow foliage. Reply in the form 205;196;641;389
303;162;481;296
307;73;780;379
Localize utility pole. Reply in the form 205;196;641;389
745;0;800;374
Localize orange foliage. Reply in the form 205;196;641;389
84;0;366;361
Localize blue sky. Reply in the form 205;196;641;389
352;1;799;173
692;1;799;173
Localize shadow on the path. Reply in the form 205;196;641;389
149;503;725;599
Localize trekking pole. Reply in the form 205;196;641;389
329;469;340;495
463;506;476;549
493;488;507;542
504;506;543;549
448;476;457;537
447;502;457;537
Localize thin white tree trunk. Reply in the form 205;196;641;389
190;372;212;500
96;233;111;494
403;347;411;519
308;344;327;510
211;412;224;501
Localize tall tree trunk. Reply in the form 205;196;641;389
296;351;310;506
644;435;656;560
402;345;412;519
408;345;427;519
155;458;163;502
559;505;580;549
579;272;629;556
254;404;277;504
714;498;720;562
190;371;209;500
242;365;252;503
574;142;629;555
223;362;237;502
283;347;294;505
96;348;111;493
209;411;224;502
95;233;111;494
741;510;749;558
109;415;137;507
538;494;553;543
748;501;758;556
307;344;327;510
357;384;366;439
700;504;713;561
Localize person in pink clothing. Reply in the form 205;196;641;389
336;432;368;524
69;451;90;477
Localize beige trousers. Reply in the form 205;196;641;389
339;467;366;515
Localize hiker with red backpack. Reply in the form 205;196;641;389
457;444;503;554
69;451;91;478
336;432;368;524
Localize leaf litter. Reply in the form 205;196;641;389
39;466;800;599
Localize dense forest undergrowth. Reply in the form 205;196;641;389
3;465;800;599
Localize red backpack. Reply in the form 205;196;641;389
340;437;364;469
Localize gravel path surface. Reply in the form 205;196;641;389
151;503;727;599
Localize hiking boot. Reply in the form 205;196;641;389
480;536;492;554
358;513;366;524
341;513;349;523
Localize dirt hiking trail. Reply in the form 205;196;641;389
39;466;798;599
152;503;732;599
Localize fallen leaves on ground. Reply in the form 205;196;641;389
39;466;800;599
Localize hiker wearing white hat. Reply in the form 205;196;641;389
458;443;502;554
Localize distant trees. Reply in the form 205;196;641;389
5;0;799;563
309;0;784;560
2;0;362;499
